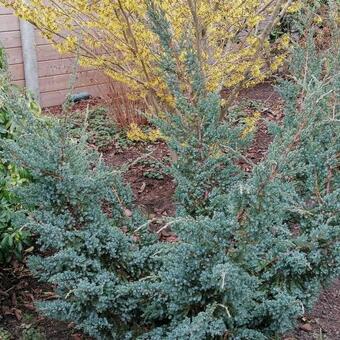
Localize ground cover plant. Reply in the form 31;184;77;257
65;107;118;151
1;1;339;339
64;105;163;152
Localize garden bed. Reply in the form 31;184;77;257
1;83;339;340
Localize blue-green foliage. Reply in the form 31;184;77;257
147;2;249;218
1;3;339;340
140;7;339;337
1;116;164;338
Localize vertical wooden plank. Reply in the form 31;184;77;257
20;16;40;101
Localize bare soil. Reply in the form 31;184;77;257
104;141;176;219
286;279;340;340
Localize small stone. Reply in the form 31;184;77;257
124;208;133;218
139;182;146;193
121;226;128;233
67;322;76;329
299;323;312;332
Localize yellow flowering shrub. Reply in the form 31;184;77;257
1;0;299;113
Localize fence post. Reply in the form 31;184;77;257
19;18;40;102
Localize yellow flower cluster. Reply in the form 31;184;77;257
287;1;303;14
56;36;78;54
241;111;261;138
1;0;293;112
126;123;162;142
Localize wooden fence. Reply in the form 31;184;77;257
0;6;111;107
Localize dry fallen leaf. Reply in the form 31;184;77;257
13;308;22;321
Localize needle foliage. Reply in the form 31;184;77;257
1;2;339;339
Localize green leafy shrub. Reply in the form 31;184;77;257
0;47;38;262
2;4;339;340
21;327;44;340
0;327;11;340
